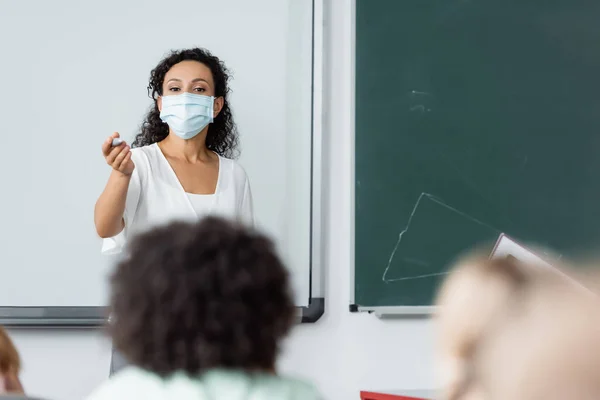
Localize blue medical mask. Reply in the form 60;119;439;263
159;93;215;140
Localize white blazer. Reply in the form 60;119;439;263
102;143;253;254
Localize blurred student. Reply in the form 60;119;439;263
0;326;24;395
86;216;321;400
435;254;600;400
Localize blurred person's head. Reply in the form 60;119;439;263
108;216;296;377
0;327;23;394
435;254;600;400
434;255;525;400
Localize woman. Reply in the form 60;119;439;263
96;47;253;374
95;48;253;255
86;217;321;400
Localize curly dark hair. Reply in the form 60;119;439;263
108;217;295;376
132;48;239;159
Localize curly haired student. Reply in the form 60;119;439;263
86;217;321;400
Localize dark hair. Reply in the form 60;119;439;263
132;48;239;158
108;217;295;376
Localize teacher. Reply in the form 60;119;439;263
94;48;253;374
95;48;253;255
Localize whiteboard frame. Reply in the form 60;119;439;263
0;0;325;326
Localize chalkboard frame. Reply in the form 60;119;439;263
0;0;326;327
347;0;598;318
350;0;436;317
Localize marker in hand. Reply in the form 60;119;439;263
103;133;134;176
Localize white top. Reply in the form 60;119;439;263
186;193;215;216
102;143;253;254
86;367;322;400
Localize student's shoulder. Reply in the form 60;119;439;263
202;370;322;400
250;373;322;400
84;367;162;400
277;375;322;399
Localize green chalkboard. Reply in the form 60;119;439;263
354;0;600;309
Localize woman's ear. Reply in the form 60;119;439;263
213;97;224;118
157;97;163;112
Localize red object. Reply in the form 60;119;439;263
360;391;430;400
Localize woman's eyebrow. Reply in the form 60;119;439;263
166;78;209;84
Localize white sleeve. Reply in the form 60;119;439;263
101;164;142;255
239;176;254;227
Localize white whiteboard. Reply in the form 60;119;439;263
0;0;314;308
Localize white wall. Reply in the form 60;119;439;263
9;1;435;399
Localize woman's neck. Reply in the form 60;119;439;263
161;131;212;163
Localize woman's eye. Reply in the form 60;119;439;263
194;87;206;93
169;87;181;92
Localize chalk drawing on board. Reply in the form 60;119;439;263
382;192;501;282
433;149;517;229
408;90;434;114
